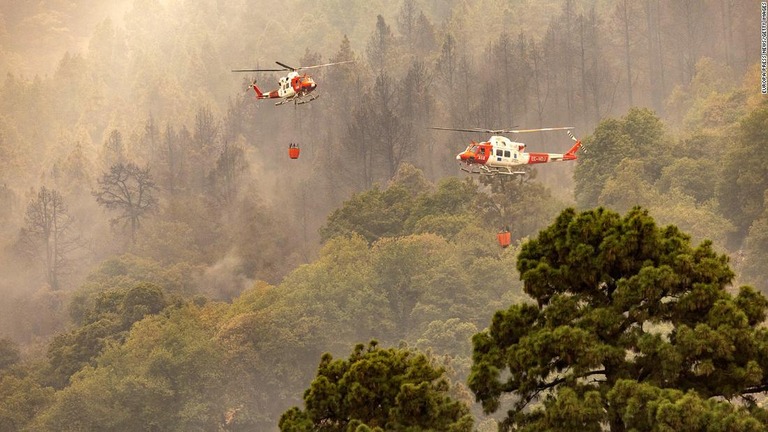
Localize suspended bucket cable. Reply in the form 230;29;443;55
288;95;303;160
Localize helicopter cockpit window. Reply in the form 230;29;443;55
496;149;503;157
504;150;511;158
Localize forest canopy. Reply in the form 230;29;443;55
0;0;765;430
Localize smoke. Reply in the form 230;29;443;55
196;250;255;301
0;0;133;77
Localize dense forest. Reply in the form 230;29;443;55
1;0;767;430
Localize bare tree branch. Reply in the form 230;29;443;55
94;162;158;244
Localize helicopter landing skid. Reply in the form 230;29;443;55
273;94;320;106
460;164;527;178
296;94;320;105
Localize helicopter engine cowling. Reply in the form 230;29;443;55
300;76;317;93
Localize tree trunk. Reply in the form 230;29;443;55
644;0;660;112
656;0;666;107
579;15;589;123
564;0;575;124
622;0;633;107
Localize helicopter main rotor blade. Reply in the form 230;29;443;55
504;126;575;134
233;60;354;73
430;126;575;136
297;60;355;70
232;68;286;72
429;126;500;133
275;61;295;70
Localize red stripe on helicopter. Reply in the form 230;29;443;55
291;76;302;92
527;153;549;164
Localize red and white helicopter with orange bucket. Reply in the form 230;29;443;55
430;126;582;177
232;60;353;106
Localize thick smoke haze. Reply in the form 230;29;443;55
0;0;764;430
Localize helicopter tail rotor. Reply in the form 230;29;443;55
244;79;256;93
564;130;583;159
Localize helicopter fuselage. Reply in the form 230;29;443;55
275;71;317;99
235;59;352;106
456;135;580;176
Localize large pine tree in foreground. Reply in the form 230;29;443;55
470;206;768;431
279;341;473;432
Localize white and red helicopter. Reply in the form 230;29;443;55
232;60;353;106
430;126;582;177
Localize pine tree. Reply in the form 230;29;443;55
469;206;768;431
279;341;473;432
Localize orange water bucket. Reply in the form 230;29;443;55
289;146;300;159
497;230;511;248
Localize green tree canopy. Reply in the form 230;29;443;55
46;281;168;388
717;100;768;238
68;253;197;326
319;174;479;244
608;379;768;432
0;370;55;431
469;206;768;431
0;338;20;371
33;304;234;432
320;183;416;243
655;156;717;204
740;191;768;294
279;341;473;432
574;108;669;208
321;166;562;246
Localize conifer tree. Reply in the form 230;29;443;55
280;341;473;432
469;206;768;431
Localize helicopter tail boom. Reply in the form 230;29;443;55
563;138;582;160
250;82;281;99
251;82;264;98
